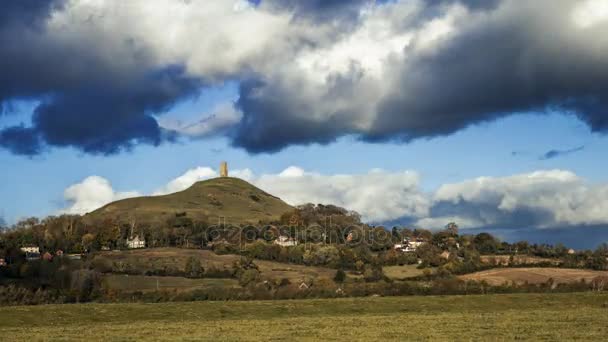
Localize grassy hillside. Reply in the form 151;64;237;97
86;177;294;225
2;293;607;340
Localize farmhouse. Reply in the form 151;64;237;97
394;237;426;252
20;246;39;254
127;235;146;249
21;246;40;260
274;235;298;247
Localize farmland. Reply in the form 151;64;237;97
458;267;608;285
1;293;607;341
97;247;338;285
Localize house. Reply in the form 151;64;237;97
21;246;40;260
274;235;298;247
394;237;426;252
127;235;146;249
55;250;64;257
0;258;6;267
440;251;451;260
66;254;82;260
20;246;40;254
567;248;576;255
42;252;53;261
299;282;310;290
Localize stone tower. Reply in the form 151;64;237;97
220;161;228;177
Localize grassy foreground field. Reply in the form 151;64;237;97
1;293;608;341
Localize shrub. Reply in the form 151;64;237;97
334;269;346;283
184;257;204;278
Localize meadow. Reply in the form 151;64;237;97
1;292;607;341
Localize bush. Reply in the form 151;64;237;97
334;269;346;283
185;257;204;278
238;269;260;287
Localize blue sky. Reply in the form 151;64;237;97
2;0;608;248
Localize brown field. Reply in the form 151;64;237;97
480;255;560;266
98;248;337;283
459;267;608;285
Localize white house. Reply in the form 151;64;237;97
394;238;426;253
127;235;146;249
274;235;298;247
20;246;40;254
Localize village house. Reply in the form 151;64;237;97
20;246;40;254
127;235;146;249
21;246;40;260
274;235;298;247
394;237;426;252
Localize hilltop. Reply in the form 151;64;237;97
85;177;294;225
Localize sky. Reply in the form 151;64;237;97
2;0;608;249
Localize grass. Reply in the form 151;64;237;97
98;248;338;284
459;267;608;285
1;292;608;340
102;275;238;292
383;264;428;280
86;177;294;225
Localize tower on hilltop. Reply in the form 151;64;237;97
220;161;228;177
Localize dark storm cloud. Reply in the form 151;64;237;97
0;2;202;155
0;125;42;156
233;78;353;152
540;145;585;160
0;0;65;28
263;0;370;22
231;0;608;153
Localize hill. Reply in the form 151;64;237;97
85;177;294;225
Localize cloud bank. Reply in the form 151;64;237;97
63;167;608;238
2;0;608;155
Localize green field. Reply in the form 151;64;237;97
1;293;607;341
383;264;427;280
102;275;239;292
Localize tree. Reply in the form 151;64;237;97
185;257;204;278
445;222;459;235
334;269;346;283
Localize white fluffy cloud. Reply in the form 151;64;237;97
62;176;140;215
61;168;608;230
253;167;430;222
429;170;608;228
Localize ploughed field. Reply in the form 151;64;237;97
1;293;607;341
459;267;608;285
